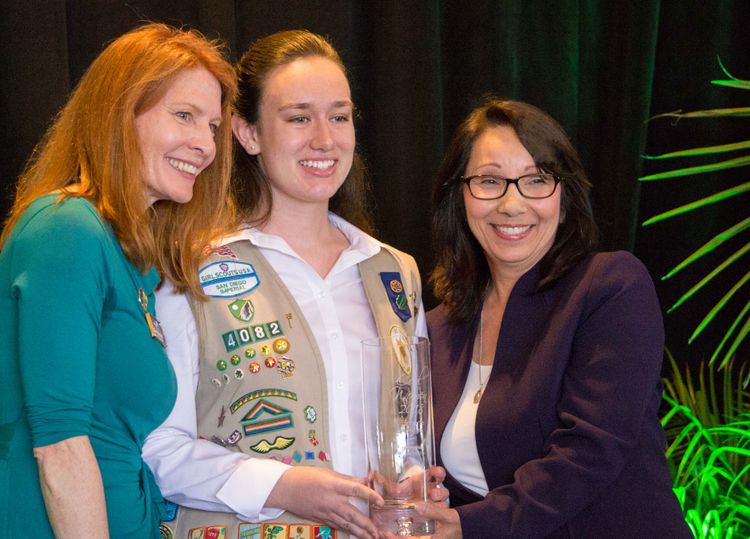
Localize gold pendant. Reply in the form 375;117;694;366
473;387;484;404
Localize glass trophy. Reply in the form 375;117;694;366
361;333;437;537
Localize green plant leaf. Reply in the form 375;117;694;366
651;107;750;120
663;221;750;280
639;155;750;182
666;242;750;313
643;140;750;159
711;80;750;91
642;182;750;225
710;299;750;371
689;270;750;343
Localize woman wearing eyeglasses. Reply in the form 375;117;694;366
418;98;691;537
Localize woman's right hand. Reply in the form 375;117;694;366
265;466;384;539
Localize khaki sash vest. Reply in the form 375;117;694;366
162;239;422;539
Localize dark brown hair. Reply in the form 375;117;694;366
430;97;599;323
231;29;373;234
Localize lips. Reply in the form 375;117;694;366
167;157;199;175
491;225;534;240
299;159;335;170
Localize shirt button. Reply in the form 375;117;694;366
331;333;339;339
336;381;344;389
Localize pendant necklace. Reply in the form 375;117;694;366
473;309;485;404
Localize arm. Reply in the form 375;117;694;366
34;436;109;538
12;200;110;533
456;254;666;536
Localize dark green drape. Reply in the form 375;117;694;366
1;0;747;366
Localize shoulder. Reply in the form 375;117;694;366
576;251;655;295
426;303;451;332
10;196;110;254
377;242;419;275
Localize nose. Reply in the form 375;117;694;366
190;123;216;158
310;119;334;151
495;183;526;215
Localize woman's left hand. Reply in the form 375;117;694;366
415;502;461;539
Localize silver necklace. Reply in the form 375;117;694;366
473;309;485;404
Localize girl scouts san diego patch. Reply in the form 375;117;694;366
199;261;260;298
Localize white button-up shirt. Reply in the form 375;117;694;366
142;214;427;522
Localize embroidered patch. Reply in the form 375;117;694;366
304;405;317;423
241;399;294;436
379;272;412;322
264;357;277;368
262;525;288;539
238;522;261;539
229;388;298;414
273;337;290;353
216;360;228;372
313;526;336;539
228;298;255;321
290;524;313;539
188;526;227;539
199;261;259;298
249;435;295;454
245;347;257;359
159;523;174;538
308;429;319;446
230;354;241;365
221;321;284;352
234;368;245;380
389;324;412;375
248;362;261;374
277;357;295;378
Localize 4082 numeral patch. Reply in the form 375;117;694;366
222;321;284;351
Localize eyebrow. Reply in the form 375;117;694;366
278;100;354;112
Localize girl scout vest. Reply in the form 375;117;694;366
162;240;422;539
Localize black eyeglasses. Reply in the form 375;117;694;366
461;173;562;200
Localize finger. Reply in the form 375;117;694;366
351;481;384;507
429;466;447;483
415;500;451;522
430;484;450;503
333;505;378;539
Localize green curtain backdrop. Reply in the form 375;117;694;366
1;1;747;367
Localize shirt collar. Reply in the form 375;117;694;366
215;212;382;262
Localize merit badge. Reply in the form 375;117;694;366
216;360;228;372
211;378;222;388
304;405;317;423
305;451;315;460
313;526;335;539
273;337;290;354
260;344;272;355
379;272;412;322
248;362;261;374
234;368;245;380
249;435;295;454
389;324;412;375
230;354;241;365
228;298;255;322
159;523;174;539
277;357;295;378
222;374;230;385
238;523;261;539
265;357;277;368
241;399;294;436
245;347;257;359
199;261;259;298
262;524;286;539
308;430;319;446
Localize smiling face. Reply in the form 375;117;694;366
463;124;562;280
237;56;355;212
135;66;222;206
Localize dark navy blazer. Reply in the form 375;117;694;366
427;251;692;538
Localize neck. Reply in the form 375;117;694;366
260;204;349;278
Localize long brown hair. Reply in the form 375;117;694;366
1;23;237;296
431;98;599;324
232;29;374;234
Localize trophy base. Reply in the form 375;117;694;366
370;501;436;537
